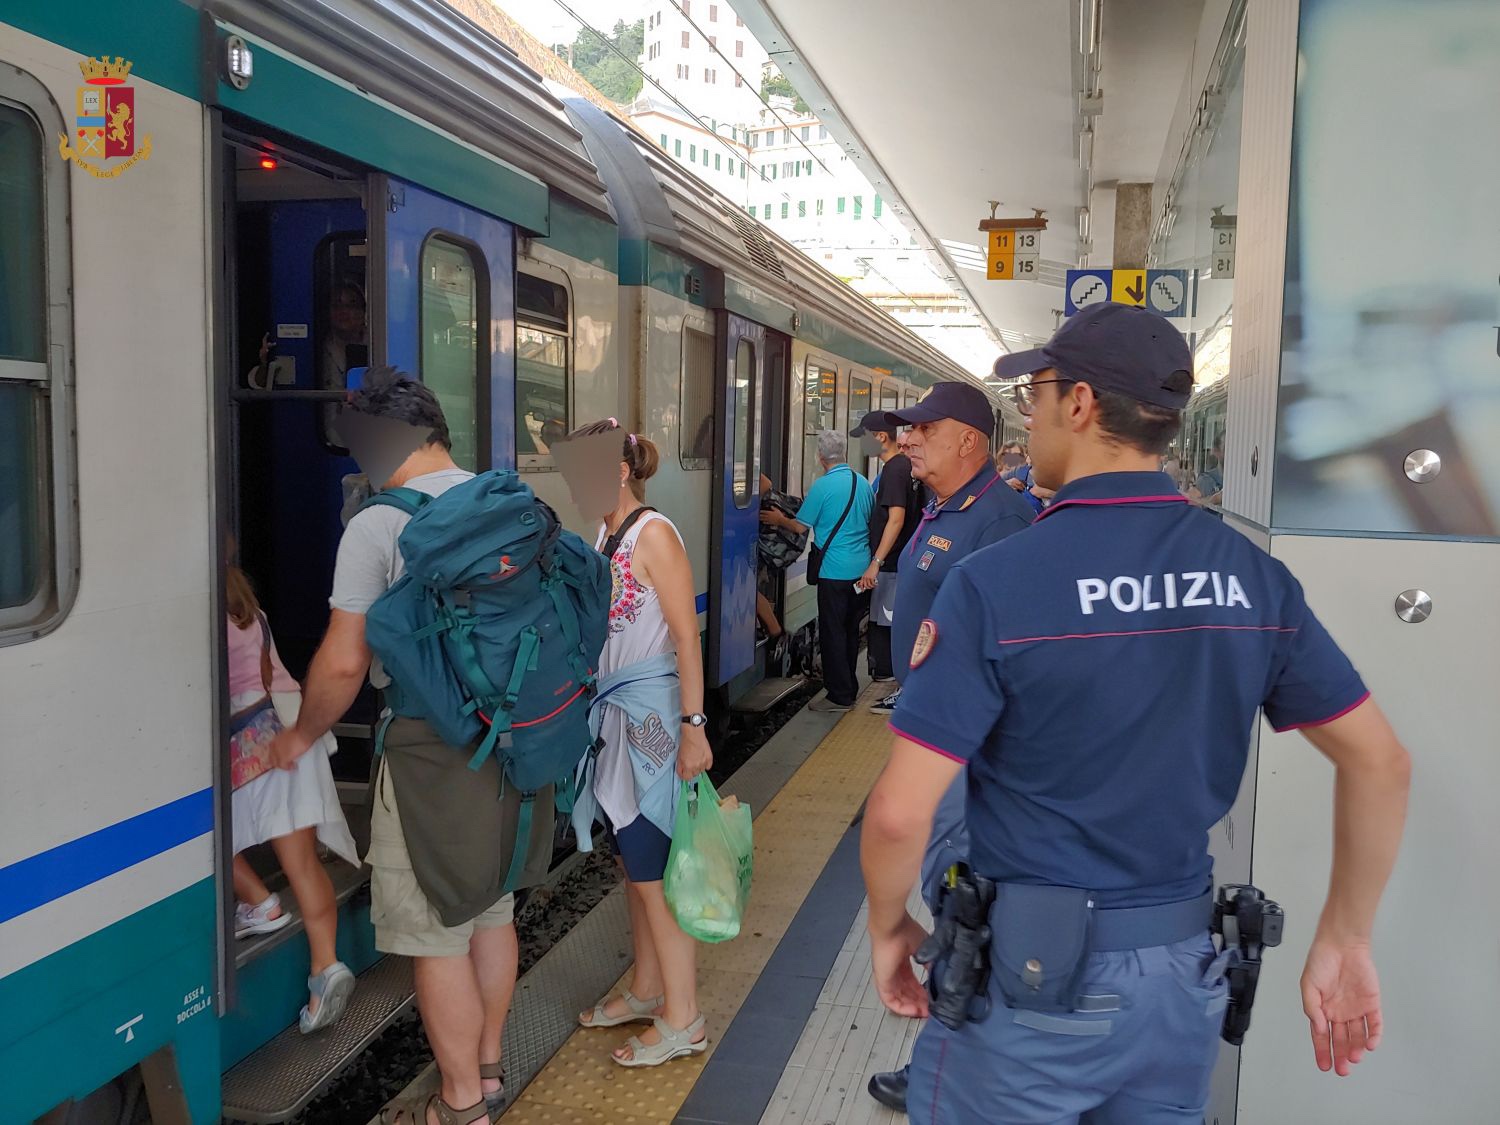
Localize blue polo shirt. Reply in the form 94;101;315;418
892;464;1034;682
891;471;1368;908
798;463;874;581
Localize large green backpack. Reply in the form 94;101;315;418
363;471;610;889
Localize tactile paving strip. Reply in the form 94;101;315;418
500;685;893;1123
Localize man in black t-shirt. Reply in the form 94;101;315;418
852;411;924;683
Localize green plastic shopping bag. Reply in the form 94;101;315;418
664;775;753;942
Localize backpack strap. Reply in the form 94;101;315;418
360;486;430;518
501;791;536;895
600;505;656;560
543;560;595;692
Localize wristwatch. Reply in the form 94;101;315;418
682;712;708;727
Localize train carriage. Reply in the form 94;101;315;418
0;1;1010;1120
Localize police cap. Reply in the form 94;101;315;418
882;382;995;438
993;302;1193;411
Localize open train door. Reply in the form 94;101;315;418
370;175;516;472
707;312;765;686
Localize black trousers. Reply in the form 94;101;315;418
817;580;868;706
868;624;893;680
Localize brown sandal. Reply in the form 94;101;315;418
378;1093;489;1125
480;1062;505;1117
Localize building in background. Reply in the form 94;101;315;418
479;0;998;376
637;0;768;127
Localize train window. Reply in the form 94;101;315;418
517;272;571;465
802;359;837;494
680;326;716;470
847;376;872;440
904;390;919;410
420;236;483;471
878;382;899;413
312;233;368;451
732;338;755;507
0;84;76;644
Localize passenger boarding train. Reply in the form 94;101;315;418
0;1;1022;1119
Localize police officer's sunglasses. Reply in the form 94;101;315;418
1010;377;1070;416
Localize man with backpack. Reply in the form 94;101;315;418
268;369;599;1125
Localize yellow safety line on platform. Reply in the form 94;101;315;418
500;687;893;1123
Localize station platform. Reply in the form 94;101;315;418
372;679;915;1125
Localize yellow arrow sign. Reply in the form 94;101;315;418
1112;269;1146;306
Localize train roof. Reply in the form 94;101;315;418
564;99;997;397
206;0;612;222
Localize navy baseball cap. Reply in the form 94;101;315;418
992;302;1194;411
882;382;995;438
851;410;897;438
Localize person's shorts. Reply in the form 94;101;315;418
603;809;673;883
366;759;515;958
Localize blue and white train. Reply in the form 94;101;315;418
0;1;1020;1120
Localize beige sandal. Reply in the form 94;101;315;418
578;988;663;1029
612;1015;709;1068
377;1092;488;1125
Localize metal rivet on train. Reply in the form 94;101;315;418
1394;589;1432;624
1404;449;1441;483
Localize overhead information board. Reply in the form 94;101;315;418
1065;268;1191;318
986;228;1041;280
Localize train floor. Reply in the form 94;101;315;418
369;675;913;1125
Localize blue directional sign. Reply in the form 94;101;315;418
1065;269;1112;316
1145;269;1189;318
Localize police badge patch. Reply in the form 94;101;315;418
911;618;938;667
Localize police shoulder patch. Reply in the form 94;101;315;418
911;618;939;667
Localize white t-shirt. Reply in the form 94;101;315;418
329;467;473;685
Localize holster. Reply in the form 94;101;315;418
988;883;1096;1013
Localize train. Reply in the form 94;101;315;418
0;1;1022;1120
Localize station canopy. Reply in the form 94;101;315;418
735;0;1209;357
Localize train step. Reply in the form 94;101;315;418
235;858;370;970
221;954;414;1124
731;675;808;713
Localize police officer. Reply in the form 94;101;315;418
870;382;1035;717
862;382;1034;1113
860;303;1411;1123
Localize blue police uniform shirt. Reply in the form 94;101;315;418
892;464;1034;682
891;471;1368;909
797;462;875;581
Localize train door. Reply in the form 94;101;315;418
372;176;516;473
215;140;517;1093
758;331;792;671
708;313;765;686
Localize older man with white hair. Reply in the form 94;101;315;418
761;429;874;710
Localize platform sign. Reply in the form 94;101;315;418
1065;269;1111;315
987;228;1040;281
1211;215;1237;278
1111;268;1146;307
1145;269;1188;318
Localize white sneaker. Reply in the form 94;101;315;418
869;690;901;714
235;892;293;939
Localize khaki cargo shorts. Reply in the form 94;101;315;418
365;759;515;958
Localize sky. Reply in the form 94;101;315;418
499;0;645;47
